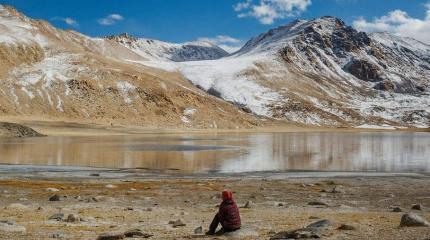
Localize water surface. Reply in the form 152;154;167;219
0;132;429;173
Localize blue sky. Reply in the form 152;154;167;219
2;0;430;50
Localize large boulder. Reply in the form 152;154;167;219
400;213;429;227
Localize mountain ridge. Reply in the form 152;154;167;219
0;4;429;128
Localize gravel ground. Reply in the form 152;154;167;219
0;175;429;239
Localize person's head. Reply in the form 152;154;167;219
222;190;233;201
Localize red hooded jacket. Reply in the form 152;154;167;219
218;190;241;230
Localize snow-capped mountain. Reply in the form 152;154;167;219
106;33;229;62
175;17;430;127
0;5;259;128
0;5;429;128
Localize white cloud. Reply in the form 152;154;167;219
51;17;78;27
98;14;124;26
197;35;244;53
353;3;430;44
234;0;312;25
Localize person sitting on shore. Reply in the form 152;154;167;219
206;190;241;235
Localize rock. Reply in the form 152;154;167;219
51;233;64;238
124;229;153;238
194;226;203;234
46;188;60;192
330;186;345;194
337;224;356;231
129;188;136;191
90;173;100;177
18;198;28;201
271;229;320;239
0;220;15;225
170;219;186;227
49;213;64;221
105;184;117;189
392;207;403;212
90;196;115;202
49;194;61;201
223;227;259;238
271;220;330;239
97;232;125;240
400;213;429;227
0;122;45;138
66;214;77;223
344;59;382;82
411;204;423;210
307;201;328;207
242;200;252;209
306;219;331;231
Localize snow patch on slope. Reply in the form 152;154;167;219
116;81;136;104
179;54;281;116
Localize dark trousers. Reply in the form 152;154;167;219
208;213;239;235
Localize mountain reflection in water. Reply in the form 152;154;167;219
0;132;429;173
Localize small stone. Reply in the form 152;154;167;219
90;173;100;177
129;188;136;191
124;229;153;238
271;229;319;239
52;233;64;238
18;198;28;201
96;232;125;240
400;213;429;227
66;214;77;223
307;201;328;207
194;226;203;234
306;219;331;231
392;207;402;212
170;219;186;227
49;213;64;221
412;204;423;210
49;194;61;201
105;184;117;189
242;200;252;209
46;188;60;192
337;224;356;231
331;186;345;194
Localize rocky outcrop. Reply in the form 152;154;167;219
344;59;382;82
0;122;44;137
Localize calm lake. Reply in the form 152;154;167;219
0;132;429;173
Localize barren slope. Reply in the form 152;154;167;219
0;5;260;129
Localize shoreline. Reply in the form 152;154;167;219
0;117;428;137
0;164;428;181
